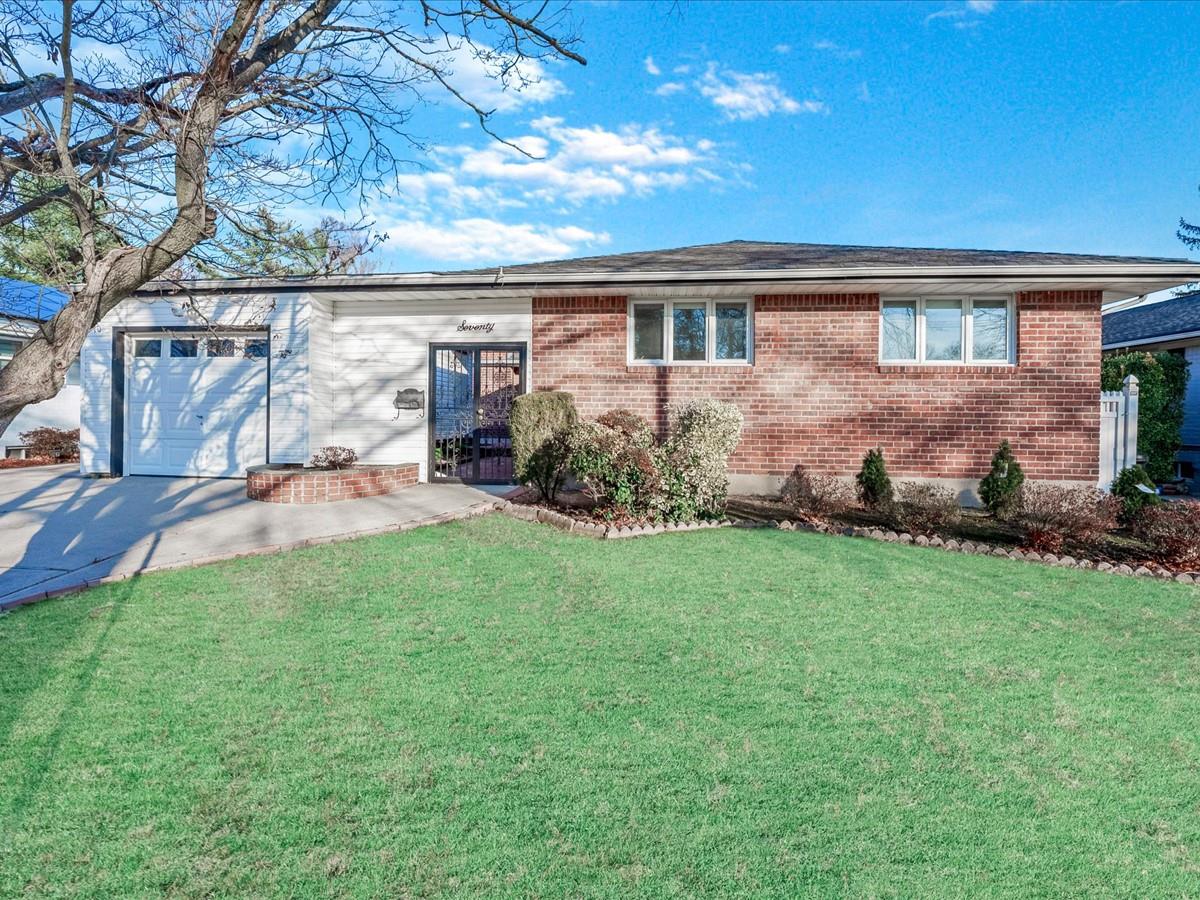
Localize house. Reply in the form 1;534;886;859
1;279;80;458
77;241;1200;498
1102;289;1200;482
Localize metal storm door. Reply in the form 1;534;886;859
429;344;526;483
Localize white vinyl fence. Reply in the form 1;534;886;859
1099;374;1139;489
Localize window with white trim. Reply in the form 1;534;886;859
629;299;752;365
880;296;1015;365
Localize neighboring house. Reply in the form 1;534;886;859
1;279;80;458
1102;289;1200;481
77;241;1200;498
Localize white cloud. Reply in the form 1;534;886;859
697;64;826;121
654;81;687;97
672;64;691;75
441;44;565;112
858;81;872;102
453;117;712;203
773;44;792;55
644;55;661;76
351;115;725;264
926;0;997;26
813;39;862;60
374;216;610;263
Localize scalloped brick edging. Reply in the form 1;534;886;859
246;463;419;504
758;518;1197;584
497;501;731;539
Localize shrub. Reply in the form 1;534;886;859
18;426;79;461
891;481;961;535
309;446;358;469
978;440;1024;519
510;391;578;501
596;408;654;441
1102;351;1188;482
1132;503;1200;570
1013;483;1118;554
781;465;856;519
569;411;665;519
1110;465;1160;523
663;399;743;519
856;447;893;509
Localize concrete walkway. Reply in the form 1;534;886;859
0;466;499;608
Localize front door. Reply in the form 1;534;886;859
429;344;526;483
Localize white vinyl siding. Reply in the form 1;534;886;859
80;292;313;475
328;295;532;482
308;295;335;451
879;296;1015;365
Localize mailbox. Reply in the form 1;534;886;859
393;388;425;414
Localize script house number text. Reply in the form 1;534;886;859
457;321;496;334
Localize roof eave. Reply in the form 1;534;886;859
130;262;1200;296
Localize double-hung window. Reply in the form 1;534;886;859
629;299;752;365
880;296;1015;365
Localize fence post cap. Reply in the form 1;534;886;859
1123;373;1140;393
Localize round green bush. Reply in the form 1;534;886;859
1110;465;1160;523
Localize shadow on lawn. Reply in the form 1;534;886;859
0;573;137;830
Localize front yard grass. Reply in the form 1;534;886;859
2;515;1198;897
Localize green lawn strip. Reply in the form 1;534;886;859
1;516;1198;897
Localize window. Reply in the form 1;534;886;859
715;303;748;360
0;338;19;369
206;337;237;357
243;338;269;360
672;303;707;361
629;299;752;365
170;339;198;358
879;297;1014;365
632;304;665;362
133;339;162;358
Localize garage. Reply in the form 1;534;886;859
125;333;269;477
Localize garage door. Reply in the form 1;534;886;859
126;333;269;477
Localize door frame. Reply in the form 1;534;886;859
427;341;527;485
111;325;272;477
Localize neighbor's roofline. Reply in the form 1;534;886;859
131;262;1200;295
1102;328;1200;350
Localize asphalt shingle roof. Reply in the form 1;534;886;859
449;239;1189;276
1103;290;1200;346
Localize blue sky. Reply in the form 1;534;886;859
352;0;1200;272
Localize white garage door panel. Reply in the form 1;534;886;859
127;336;268;477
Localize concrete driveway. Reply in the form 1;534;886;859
0;466;500;607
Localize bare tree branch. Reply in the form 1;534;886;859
0;0;585;433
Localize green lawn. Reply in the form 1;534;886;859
2;516;1199;898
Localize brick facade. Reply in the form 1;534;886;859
531;291;1101;482
246;463;419;503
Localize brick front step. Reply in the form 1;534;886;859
246;463;420;504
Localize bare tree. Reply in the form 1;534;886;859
0;0;585;436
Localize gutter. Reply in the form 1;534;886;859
131;262;1200;296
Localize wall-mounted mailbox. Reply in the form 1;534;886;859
393;388;425;415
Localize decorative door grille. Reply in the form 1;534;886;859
429;344;526;483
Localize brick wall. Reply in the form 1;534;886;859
531;291;1101;482
246;463;419;503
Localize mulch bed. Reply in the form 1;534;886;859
509;489;1190;577
727;494;1167;572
